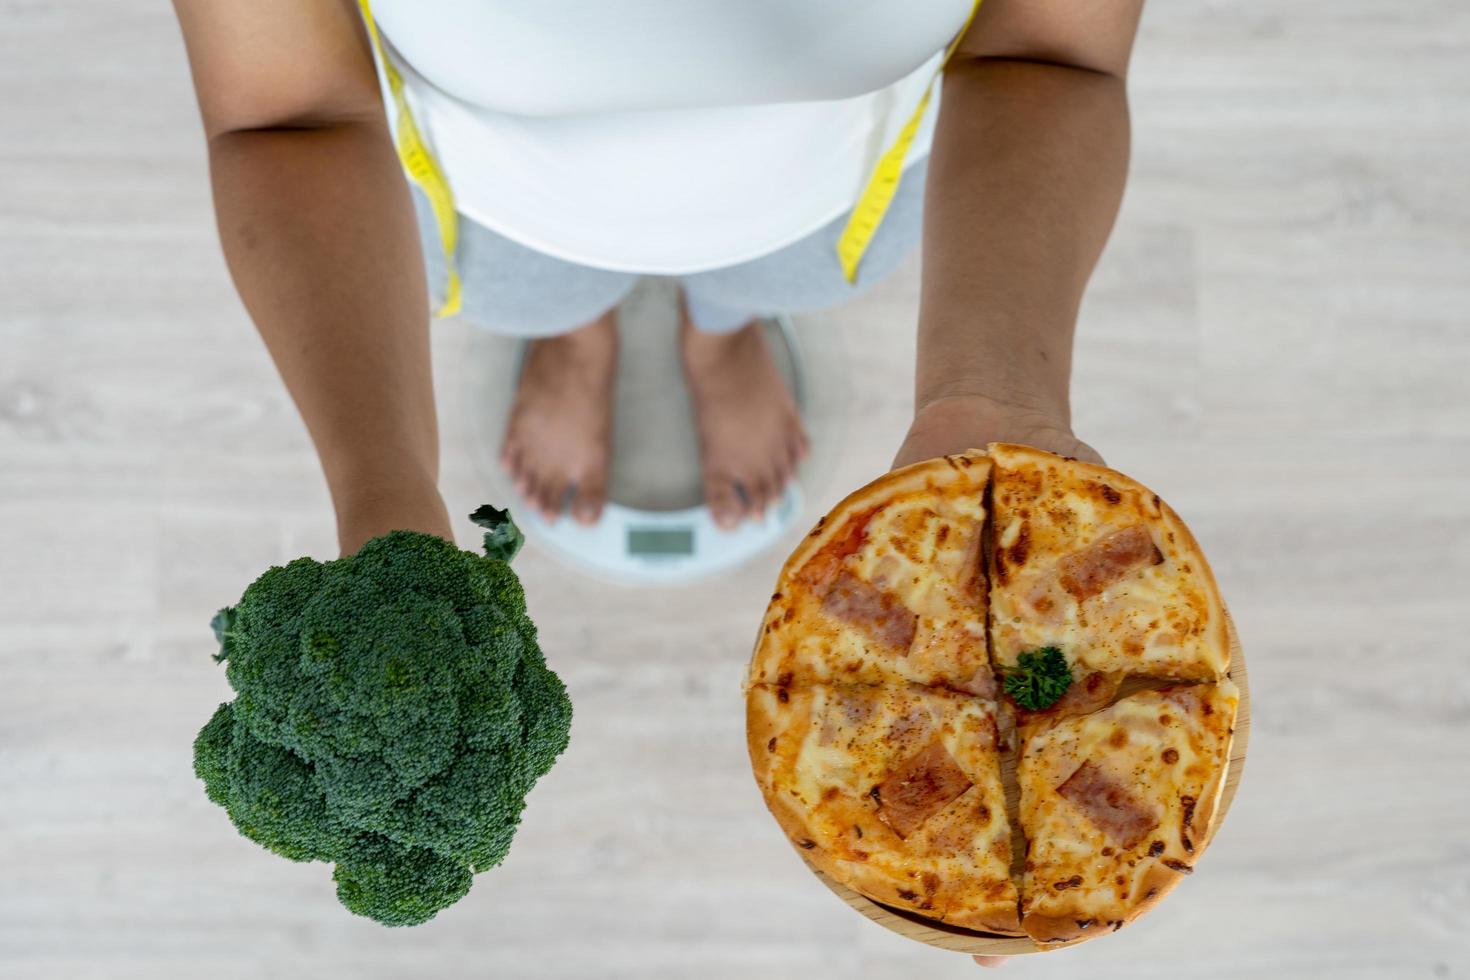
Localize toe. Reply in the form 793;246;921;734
571;475;606;525
768;465;790;506
771;462;792;498
776;443;797;483
787;431;805;471
747;476;772;518
520;470;541;512
539;475;569;521
706;476;742;530
504;442;523;486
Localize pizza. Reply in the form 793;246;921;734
988;442;1230;727
745;446;1239;949
749;452;996;696
1017;680;1239;943
747;682;1020;932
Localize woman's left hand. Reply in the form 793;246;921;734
892;393;1102;471
336;480;455;557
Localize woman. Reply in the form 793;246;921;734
171;0;1138;567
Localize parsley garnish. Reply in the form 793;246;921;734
1004;647;1073;710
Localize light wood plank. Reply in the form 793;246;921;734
3;0;1469;976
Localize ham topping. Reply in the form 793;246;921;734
1056;760;1159;849
1057;525;1163;601
820;570;917;653
1162;684;1213;715
955;663;998;699
885;701;932;752
951;520;987;605
1055;670;1122;715
835;688;877;725
1019;671;1121;729
874;740;973;838
798;507;919;654
818;688;881;745
798;508;876;592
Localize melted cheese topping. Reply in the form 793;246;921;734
988;443;1228;682
753;463;992;692
752;683;1017;924
1017;681;1238;923
845;488;988;622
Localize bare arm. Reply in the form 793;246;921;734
894;0;1144;469
174;0;451;553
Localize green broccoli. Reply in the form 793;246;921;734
194;507;571;926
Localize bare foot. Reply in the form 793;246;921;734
680;312;808;529
500;309;617;524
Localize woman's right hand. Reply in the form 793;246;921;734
335;478;454;557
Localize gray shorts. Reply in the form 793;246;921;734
413;159;928;336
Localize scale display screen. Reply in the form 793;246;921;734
627;527;695;556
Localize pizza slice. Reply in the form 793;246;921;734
987;442;1230;719
747;682;1021;933
749;452;996;695
1015;680;1239;945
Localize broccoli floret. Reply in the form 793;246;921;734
193;508;571;926
332;836;472;927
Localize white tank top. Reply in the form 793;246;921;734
370;0;971;273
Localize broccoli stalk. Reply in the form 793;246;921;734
194;507;570;926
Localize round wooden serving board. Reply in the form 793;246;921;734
799;612;1249;956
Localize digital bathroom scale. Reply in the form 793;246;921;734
467;279;819;585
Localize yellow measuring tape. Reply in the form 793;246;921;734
357;0;461;318
836;0;983;283
358;0;981;306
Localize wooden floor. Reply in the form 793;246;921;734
3;2;1468;978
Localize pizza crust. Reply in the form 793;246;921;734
1022;856;1199;946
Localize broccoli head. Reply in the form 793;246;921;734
194;507;571;926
